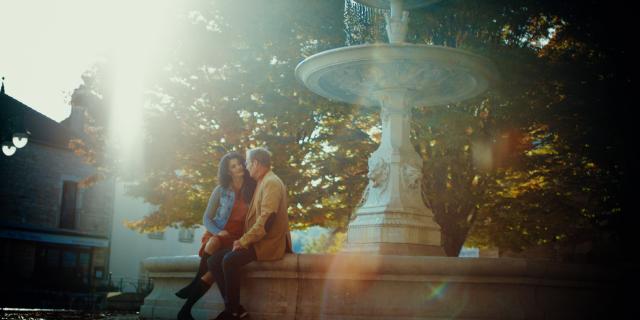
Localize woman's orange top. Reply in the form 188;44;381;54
199;189;249;256
221;190;248;245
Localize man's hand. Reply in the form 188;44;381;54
232;240;245;252
217;230;230;238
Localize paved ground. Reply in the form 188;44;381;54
0;309;140;320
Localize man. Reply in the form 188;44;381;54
208;147;292;320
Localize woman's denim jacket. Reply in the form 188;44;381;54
203;185;236;234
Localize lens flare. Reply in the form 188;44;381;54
318;254;382;319
425;281;449;301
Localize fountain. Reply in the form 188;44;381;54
296;0;497;255
139;1;620;318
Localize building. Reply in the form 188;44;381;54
108;180;205;293
0;87;115;308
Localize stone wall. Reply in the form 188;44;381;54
0;140;115;298
141;254;623;319
0;141;113;235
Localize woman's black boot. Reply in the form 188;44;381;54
176;253;210;299
177;279;210;320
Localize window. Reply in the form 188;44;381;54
147;231;165;240
60;181;78;229
35;245;92;290
94;266;104;279
78;253;91;284
178;228;195;243
46;248;60;267
62;251;77;268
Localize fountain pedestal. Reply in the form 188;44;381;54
344;89;444;255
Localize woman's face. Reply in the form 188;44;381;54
227;158;245;179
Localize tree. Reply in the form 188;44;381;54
122;0;375;232
71;0;629;261
68;63;115;187
408;0;629;258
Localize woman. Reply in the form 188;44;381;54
177;152;256;320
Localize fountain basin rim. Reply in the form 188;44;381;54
295;43;499;107
296;43;499;83
353;0;442;10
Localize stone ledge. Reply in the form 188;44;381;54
141;254;621;319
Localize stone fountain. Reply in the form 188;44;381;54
296;0;497;256
139;1;620;319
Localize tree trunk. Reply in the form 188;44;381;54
442;229;467;257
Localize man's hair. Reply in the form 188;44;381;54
247;147;272;168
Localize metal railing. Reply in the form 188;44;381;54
106;274;153;294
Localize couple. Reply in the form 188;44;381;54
176;147;292;320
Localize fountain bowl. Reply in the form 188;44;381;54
354;0;441;10
295;44;499;107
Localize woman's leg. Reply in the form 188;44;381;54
204;235;222;255
177;236;223;319
200;235;223;284
175;235;220;299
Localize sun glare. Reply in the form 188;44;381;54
2;0;179;169
104;0;177;172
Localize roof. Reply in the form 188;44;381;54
1;91;77;150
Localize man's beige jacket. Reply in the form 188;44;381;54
238;170;292;261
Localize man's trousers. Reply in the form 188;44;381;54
207;246;257;311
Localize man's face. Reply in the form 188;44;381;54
245;154;257;178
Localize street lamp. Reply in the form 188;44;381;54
2;141;16;156
2;132;29;156
12;132;29;148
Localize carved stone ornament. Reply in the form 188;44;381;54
355;183;372;211
402;163;422;189
367;158;389;188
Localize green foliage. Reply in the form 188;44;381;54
407;0;629;258
120;0;374;231
303;231;347;254
68;64;116;187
